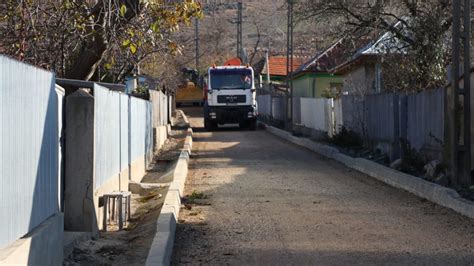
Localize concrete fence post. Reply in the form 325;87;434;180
64;90;98;237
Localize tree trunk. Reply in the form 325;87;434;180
65;35;107;81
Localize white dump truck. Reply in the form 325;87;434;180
203;64;258;131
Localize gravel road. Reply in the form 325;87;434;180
172;107;474;265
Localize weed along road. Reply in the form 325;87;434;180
172;107;474;265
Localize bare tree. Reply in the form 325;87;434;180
0;0;202;82
295;0;453;91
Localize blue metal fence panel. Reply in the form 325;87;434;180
256;95;271;116
146;100;153;165
161;92;167;126
130;97;153;162
407;88;444;153
94;84;121;187
272;97;287;121
365;93;398;142
341;95;366;136
0;56;59;248
119;94;129;171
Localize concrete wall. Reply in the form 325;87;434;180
0;214;64;266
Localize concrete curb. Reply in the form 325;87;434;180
264;124;474;219
176;110;190;128
145;125;193;266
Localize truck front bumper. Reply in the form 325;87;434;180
205;105;257;124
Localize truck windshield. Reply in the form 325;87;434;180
210;71;252;90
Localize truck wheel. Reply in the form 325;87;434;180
204;119;216;131
249;120;257;131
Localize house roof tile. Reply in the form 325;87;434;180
262;56;306;76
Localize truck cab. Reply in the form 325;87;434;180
203;65;258;130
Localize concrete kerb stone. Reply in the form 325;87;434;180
181;110;190;128
145;123;193;266
174;110;190;128
129;181;169;196
264;124;474;219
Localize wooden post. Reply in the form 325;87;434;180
118;196;123;230
102;196;108;232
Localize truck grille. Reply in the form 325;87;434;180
217;95;246;104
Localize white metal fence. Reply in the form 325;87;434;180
300;98;332;134
94;84;154;188
0;56;61;248
150;90;169;127
256;95;287;122
0;56;169;250
130;95;153;167
94;85;129;187
258;87;445;160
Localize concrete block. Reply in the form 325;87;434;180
154;125;169;153
0;214;64;266
145;122;194;266
129;181;168;196
130;156;147;183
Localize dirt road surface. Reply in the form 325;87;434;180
172;107;474;265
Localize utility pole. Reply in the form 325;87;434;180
286;0;294;130
449;0;472;186
265;49;270;85
195;18;199;71
237;2;243;59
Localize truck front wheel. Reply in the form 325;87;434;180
249;119;257;131
204;119;216;131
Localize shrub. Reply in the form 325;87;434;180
331;127;363;148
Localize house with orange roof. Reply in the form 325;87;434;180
261;56;306;84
